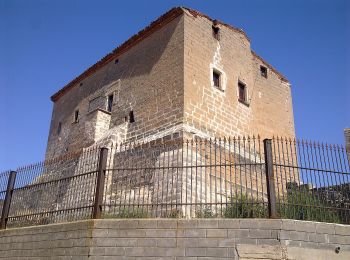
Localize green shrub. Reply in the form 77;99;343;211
223;195;268;218
278;189;341;223
195;206;217;218
222;190;340;223
166;209;183;218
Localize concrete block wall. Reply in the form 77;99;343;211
0;219;349;259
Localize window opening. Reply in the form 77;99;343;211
212;20;220;40
238;82;247;102
107;94;114;112
74;110;79;123
129;111;135;123
57;122;62;135
213;70;221;89
260;65;268;78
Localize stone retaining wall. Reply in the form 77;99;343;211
0;219;349;259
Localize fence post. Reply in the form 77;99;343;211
93;147;109;219
263;139;278;219
0;171;17;229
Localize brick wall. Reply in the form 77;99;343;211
0;219;349;259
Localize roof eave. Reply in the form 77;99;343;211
51;6;289;102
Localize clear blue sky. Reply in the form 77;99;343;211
0;0;349;170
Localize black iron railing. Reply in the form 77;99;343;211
272;138;350;223
0;136;349;229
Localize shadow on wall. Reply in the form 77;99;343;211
52;16;182;156
51;14;181;122
100;15;182;89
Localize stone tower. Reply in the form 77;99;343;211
46;7;295;159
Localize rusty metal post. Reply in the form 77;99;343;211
93;148;108;219
263;139;278;219
0;171;17;229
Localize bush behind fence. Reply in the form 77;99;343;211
0;136;349;229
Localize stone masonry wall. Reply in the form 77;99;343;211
43;8;297;218
46;8;296;161
183;11;295;140
46;14;185;159
102;138;273;219
0;219;349;259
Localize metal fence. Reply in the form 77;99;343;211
0;136;349;229
272;138;350;224
0;148;100;228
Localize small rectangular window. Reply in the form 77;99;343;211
57;122;62;135
260;65;268;78
238;82;247;102
107;94;114;112
74;110;79;123
129;111;135;123
212;20;220;40
213;70;221;89
212;26;220;40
